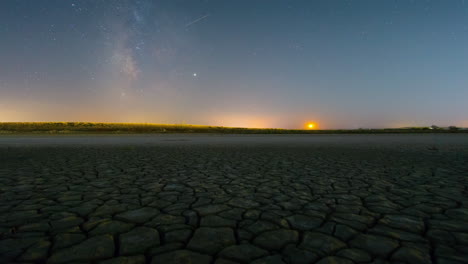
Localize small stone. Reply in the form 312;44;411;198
253;229;298;250
219;244;269;262
299;232;346;255
350;234;399;258
99;255;146;264
48;235;114;263
187;227;236;254
336;248;372;262
391;246;431;264
120;227;160;255
115;207;159;224
151;249;212;264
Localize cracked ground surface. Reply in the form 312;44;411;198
0;134;468;264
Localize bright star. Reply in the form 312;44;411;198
193;73;197;77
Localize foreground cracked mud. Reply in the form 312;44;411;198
1;136;468;263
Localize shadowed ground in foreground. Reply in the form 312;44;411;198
0;134;467;264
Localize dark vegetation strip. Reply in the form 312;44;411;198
0;122;466;134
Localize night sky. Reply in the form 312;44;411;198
1;0;467;129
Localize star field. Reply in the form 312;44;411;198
1;0;467;128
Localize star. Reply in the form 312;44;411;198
193;73;197;77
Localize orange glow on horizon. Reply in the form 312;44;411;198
207;114;275;129
306;122;318;130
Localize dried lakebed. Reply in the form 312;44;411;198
0;134;468;264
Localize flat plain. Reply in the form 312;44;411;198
1;134;467;264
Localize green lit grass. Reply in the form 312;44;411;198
0;122;466;134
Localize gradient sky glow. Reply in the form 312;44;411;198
1;0;467;129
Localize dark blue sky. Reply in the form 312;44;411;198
1;0;467;128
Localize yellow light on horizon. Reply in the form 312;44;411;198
306;122;317;129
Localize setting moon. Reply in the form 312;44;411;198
306;123;317;129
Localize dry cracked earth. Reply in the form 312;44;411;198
1;135;468;264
